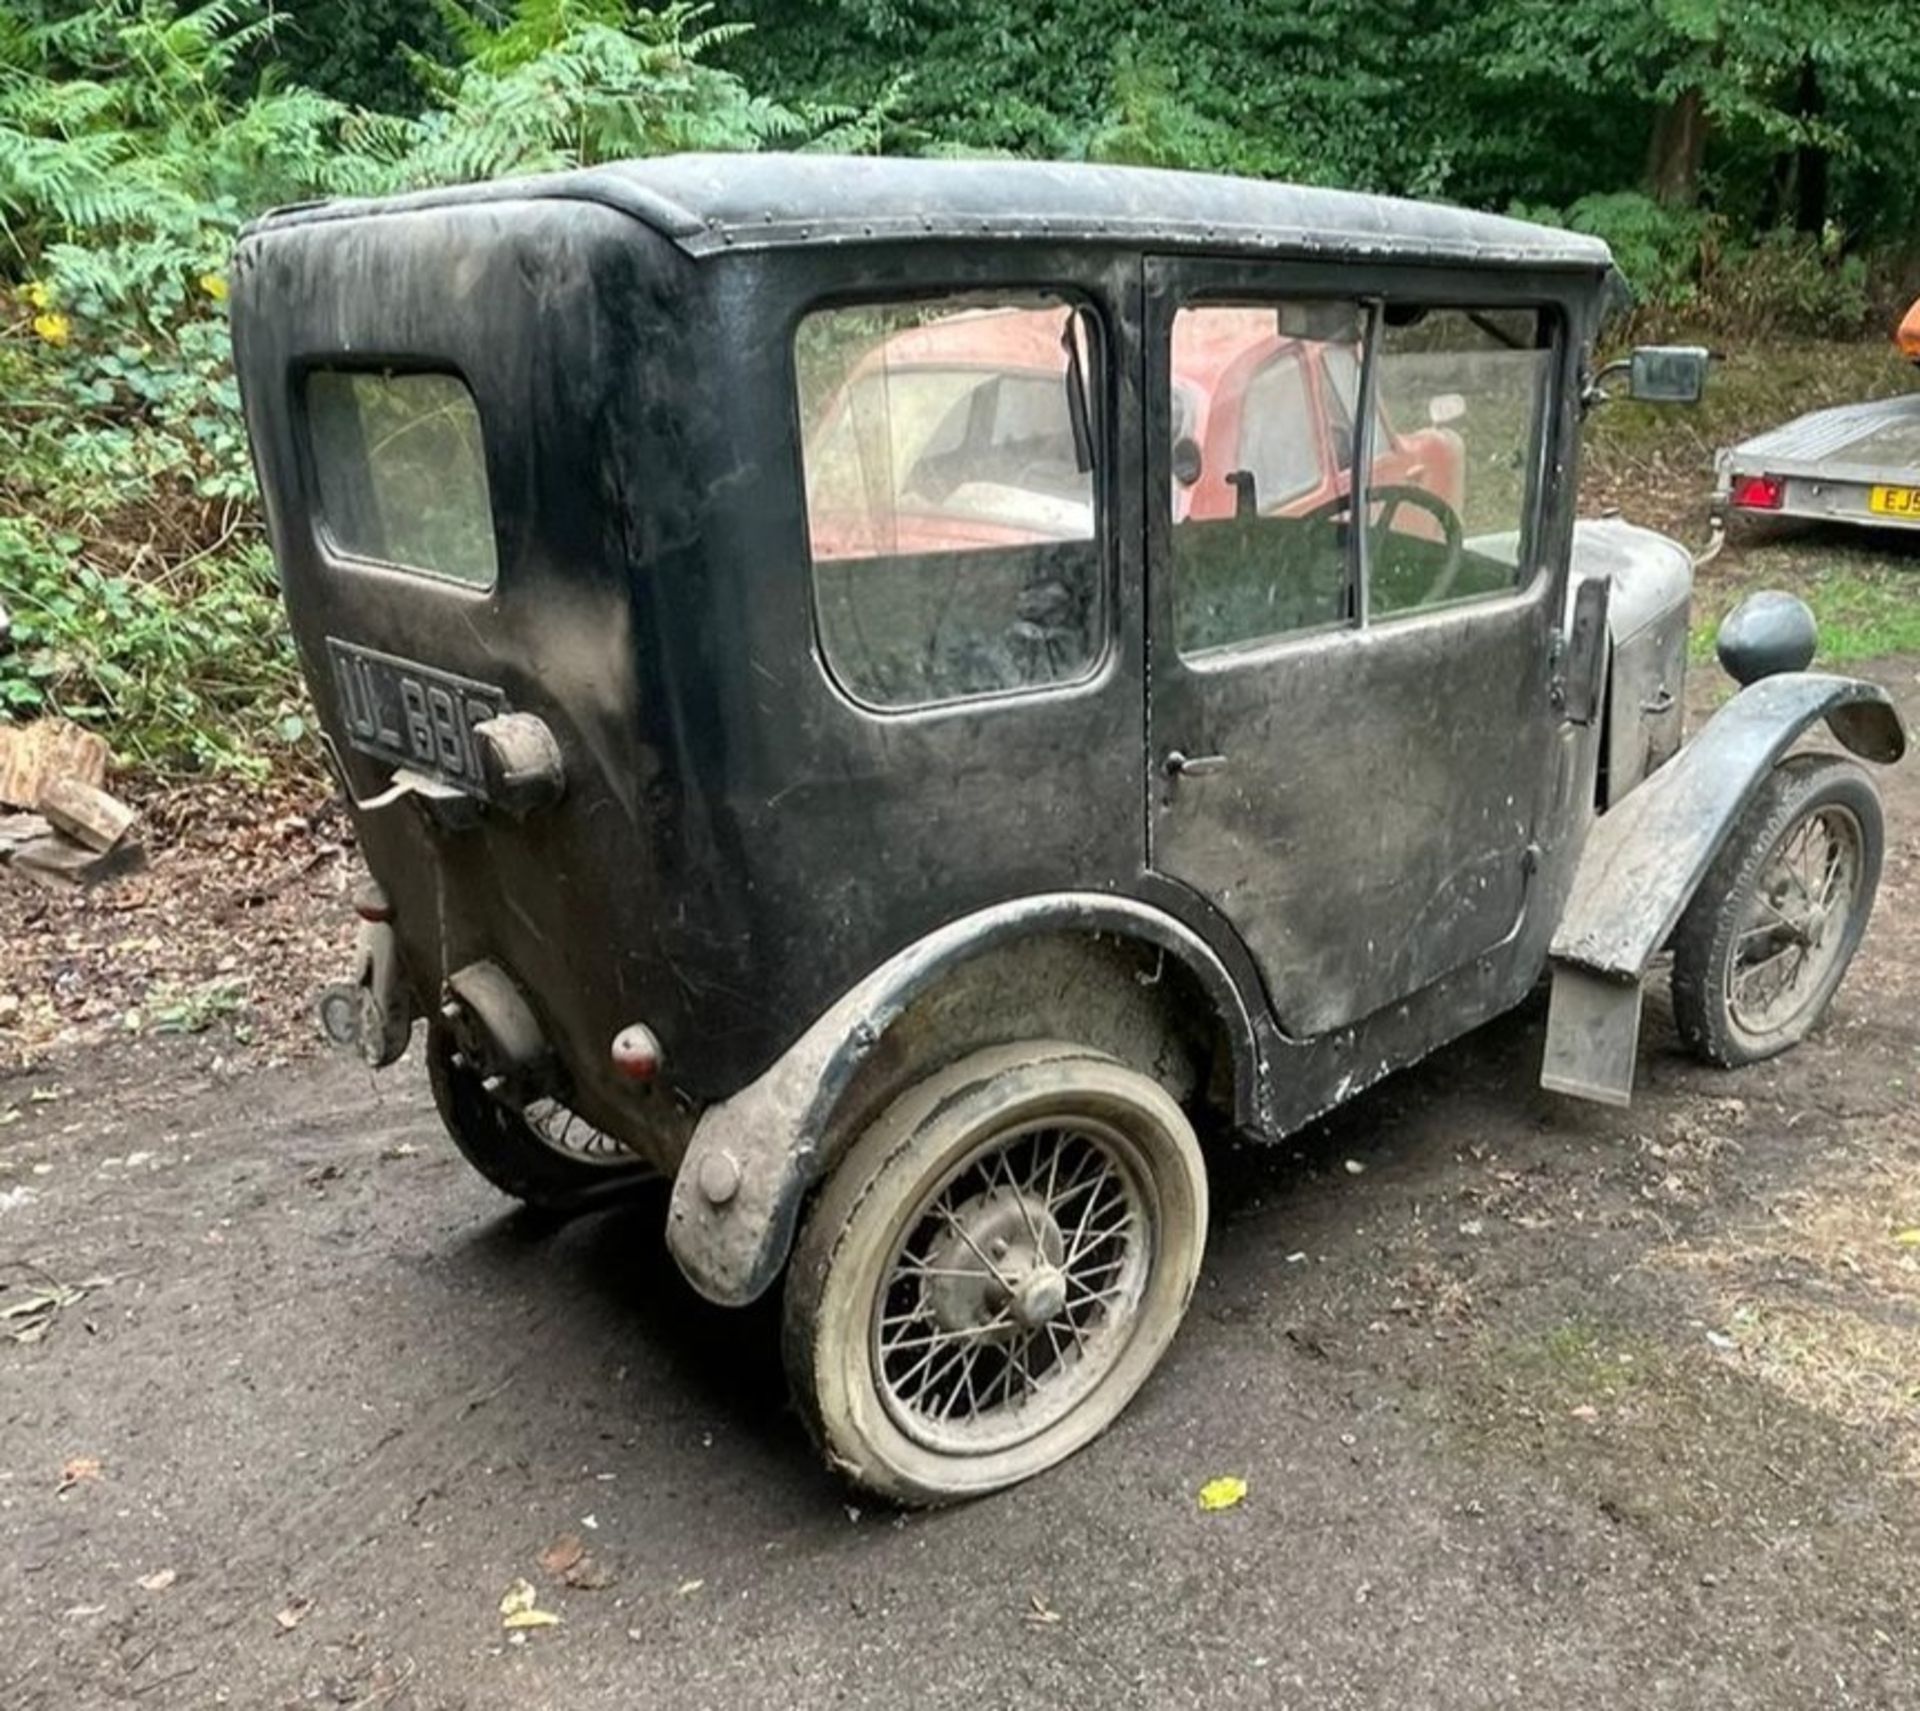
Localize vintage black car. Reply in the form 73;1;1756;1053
232;155;1907;1502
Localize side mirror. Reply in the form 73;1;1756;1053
1625;344;1710;404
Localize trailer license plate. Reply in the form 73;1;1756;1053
1868;484;1920;517
325;639;505;796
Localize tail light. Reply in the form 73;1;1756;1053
611;1023;663;1083
1729;473;1784;511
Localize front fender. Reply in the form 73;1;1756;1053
665;893;1259;1307
1541;671;1905;1104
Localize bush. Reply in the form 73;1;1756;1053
1700;227;1871;340
0;514;304;774
1513;192;1714;310
1514;191;1872;340
0;0;858;779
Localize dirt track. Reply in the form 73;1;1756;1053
2;662;1917;1710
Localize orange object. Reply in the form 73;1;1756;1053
1898;296;1920;362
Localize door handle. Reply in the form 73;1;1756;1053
1640;687;1676;716
1165;749;1229;778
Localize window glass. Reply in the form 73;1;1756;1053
796;296;1103;709
1170;302;1363;656
1365;308;1548;619
307;371;497;587
1237;355;1319;509
1319;344;1393;474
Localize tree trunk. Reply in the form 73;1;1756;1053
1793;57;1827;235
1645;85;1709;207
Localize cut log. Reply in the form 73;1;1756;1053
0;812;52;859
11;831;145;889
36;775;136;853
0;719;110;810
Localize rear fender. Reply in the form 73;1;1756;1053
1541;672;1905;1105
665;893;1259;1307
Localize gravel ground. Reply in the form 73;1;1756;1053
1;659;1916;1710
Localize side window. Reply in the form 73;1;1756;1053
1170;301;1363;657
1365;307;1549;619
307;370;497;588
795;294;1104;710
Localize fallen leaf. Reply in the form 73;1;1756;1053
1197;1475;1248;1512
1025;1592;1062;1626
538;1534;585;1578
1569;1404;1599;1422
499;1577;560;1630
57;1456;101;1494
274;1596;312;1631
564;1556;615;1591
136;1568;177;1593
675;1578;705;1597
1894;1229;1920;1248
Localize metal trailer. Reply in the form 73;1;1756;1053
1715;391;1920;530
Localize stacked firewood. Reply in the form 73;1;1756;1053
0;718;143;887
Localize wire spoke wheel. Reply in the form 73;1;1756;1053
873;1118;1152;1454
426;1024;654;1209
1672;755;1884;1069
785;1042;1208;1503
1726;803;1861;1036
521;1098;640;1167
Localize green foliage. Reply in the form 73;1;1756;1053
723;1;1920;242
0;0;860;777
1515;192;1715;308
364;1;846;185
1516;192;1872;334
0;515;302;773
3;0;1916;781
255;0;458;114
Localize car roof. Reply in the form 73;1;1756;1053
246;153;1614;274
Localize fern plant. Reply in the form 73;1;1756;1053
385;1;847;185
0;0;876;776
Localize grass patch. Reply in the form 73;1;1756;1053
1691;543;1920;665
1665;1150;1920;1472
1480;1318;1664;1416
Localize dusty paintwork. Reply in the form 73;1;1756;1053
229;153;1905;1310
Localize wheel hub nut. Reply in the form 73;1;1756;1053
1012;1264;1067;1327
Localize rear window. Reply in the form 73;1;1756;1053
306;370;498;587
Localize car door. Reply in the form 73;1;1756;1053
1144;256;1569;1037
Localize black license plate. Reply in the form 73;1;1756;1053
326;639;506;796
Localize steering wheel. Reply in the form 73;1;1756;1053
1361;483;1466;607
1291;484;1465;611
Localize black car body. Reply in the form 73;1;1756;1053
233;156;1905;1500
